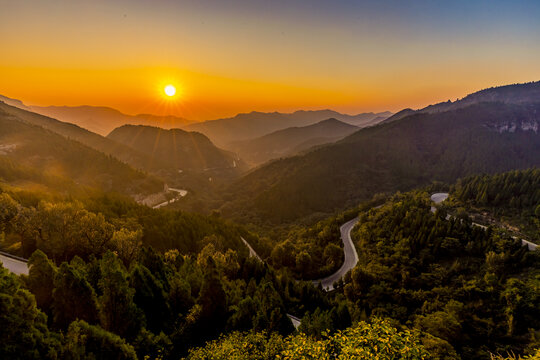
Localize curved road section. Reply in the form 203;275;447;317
241;237;262;261
313;217;360;291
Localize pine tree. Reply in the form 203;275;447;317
99;252;143;340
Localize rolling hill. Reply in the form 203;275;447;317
184;110;390;147
230;118;359;166
222;82;540;223
107;125;242;172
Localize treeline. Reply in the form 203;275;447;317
453;168;540;211
327;192;540;359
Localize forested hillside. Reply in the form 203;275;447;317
422;81;540;114
0;247;307;359
2;171;539;359
340;192;539;358
0;102;241;205
259;200;379;280
0;106;162;196
0;101;167;174
0;189;248;259
183;189;540;360
108;125;241;172
383;81;540;124
223;100;540;223
230;118;359;166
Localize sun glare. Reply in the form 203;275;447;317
164;84;176;97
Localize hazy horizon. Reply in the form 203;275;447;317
1;92;394;121
2;0;540;120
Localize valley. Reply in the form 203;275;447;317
1;82;540;360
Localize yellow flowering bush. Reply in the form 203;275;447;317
186;318;429;360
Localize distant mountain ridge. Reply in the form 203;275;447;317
0;94;391;148
28;105;194;136
0;101;242;202
0;94;31;110
424;81;540;112
184;109;391;147
230;118;359;166
384;81;540;124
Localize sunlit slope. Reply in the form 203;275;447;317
0;106;162;195
224;99;540;222
0;101;169;172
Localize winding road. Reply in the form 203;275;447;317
152;188;188;209
312;217;359;291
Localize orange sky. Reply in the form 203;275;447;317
1;0;540;120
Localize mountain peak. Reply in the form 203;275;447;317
317;117;345;125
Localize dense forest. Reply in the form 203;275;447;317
451;168;540;241
339;192;539;358
2;182;539;359
179;190;540;360
0;248;305;359
259;199;381;280
0;187;334;359
0;189;250;260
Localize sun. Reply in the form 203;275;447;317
164;84;176;97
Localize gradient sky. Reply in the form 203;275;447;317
1;0;540;120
